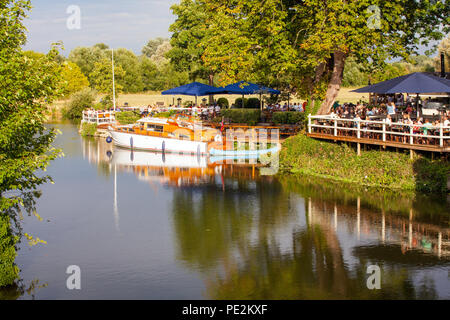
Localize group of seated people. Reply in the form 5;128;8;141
322;101;450;146
264;102;306;112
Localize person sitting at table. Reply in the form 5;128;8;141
387;102;396;116
405;103;413;115
385;114;392;125
444;116;450;127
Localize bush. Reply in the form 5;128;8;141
217;97;229;108
116;111;141;124
272;112;306;125
234;97;247;108
80;123;98;137
280;134;449;193
63;88;96;120
221;109;261;125
247;98;261;109
234;97;261;109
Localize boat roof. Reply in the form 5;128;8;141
137;117;169;125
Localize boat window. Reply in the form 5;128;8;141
146;124;164;133
179;134;190;140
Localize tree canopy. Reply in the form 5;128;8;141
0;0;63;286
180;0;449;113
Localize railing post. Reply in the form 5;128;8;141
382;120;386;142
440;124;443;148
308;114;312;134
357;120;361;139
334;119;338;137
410;125;413;145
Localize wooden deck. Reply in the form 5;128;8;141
307;115;450;153
307;132;450;153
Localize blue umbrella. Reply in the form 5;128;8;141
162;82;227;105
220;81;281;108
222;81;281;95
352;72;450;94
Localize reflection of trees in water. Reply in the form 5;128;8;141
281;175;450;227
172;174;443;299
172;175;291;272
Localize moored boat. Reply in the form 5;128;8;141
109;114;221;155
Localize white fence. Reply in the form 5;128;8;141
82;111;116;125
308;115;450;148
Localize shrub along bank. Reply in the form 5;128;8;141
279;134;449;193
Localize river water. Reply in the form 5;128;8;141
4;123;450;299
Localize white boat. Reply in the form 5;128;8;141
109;115;221;155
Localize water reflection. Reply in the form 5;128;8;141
83;135;449;299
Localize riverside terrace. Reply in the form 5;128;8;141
307;111;450;155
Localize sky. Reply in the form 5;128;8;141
23;0;179;56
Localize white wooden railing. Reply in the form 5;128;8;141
82;111;116;125
308;114;450;148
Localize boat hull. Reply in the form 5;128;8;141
110;131;209;155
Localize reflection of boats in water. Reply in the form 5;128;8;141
111;146;208;169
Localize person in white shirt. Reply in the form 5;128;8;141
443;116;450;127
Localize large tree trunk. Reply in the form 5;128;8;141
317;51;347;115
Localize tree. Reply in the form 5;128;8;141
60;61;90;97
89;58;125;95
68;46;107;83
199;0;449;114
142;37;167;58
139;56;159;91
112;48;144;93
168;0;219;87
62;88;96;120
0;0;62;287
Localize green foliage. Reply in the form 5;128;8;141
0;215;19;287
216;98;229;108
194;0;449;110
168;0;214;83
233;97;261;109
80;123;98;137
280;135;449;193
89;58;125;94
304;100;322;116
62;88;96;120
234;98;247;108
221;109;261;125
142;37;167;58
115;111;141;125
1;0;62;287
246;98;260;109
155;110;177;118
60;61;90;97
271;112;305;125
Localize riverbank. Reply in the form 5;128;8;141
279;134;449;193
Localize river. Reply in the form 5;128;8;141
3;123;449;299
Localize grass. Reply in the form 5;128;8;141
48;88;367;113
280;134;449;193
80;123;98;137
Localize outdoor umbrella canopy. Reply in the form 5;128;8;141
352;72;450;94
219;81;281;109
162;82;227;96
162;82;228;106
